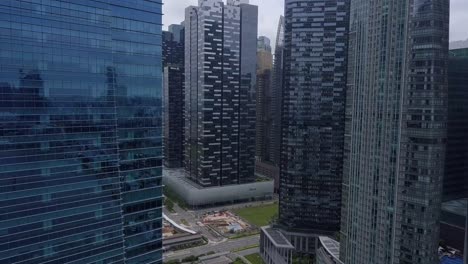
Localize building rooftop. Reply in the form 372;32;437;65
442;199;467;217
450;47;468;57
261;227;294;249
319;236;341;260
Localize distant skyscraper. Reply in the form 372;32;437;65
279;0;348;233
256;36;273;162
164;66;185;168
257;36;272;71
255;18;284;194
169;24;184;43
163;24;185;168
258;36;272;54
270;16;285;166
163;25;185;68
184;0;258;187
0;1;163;263
340;1;449;263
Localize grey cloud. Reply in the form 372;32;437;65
450;0;468;41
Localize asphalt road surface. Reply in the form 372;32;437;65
164;235;260;262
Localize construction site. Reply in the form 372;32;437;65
201;210;255;237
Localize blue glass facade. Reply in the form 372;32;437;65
0;0;163;263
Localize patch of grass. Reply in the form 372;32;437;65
232;244;259;253
229;230;260;240
180;219;189;226
292;254;315;264
255;176;271;182
245;253;265;264
164;186;188;210
181;255;198;262
233;203;278;227
233;258;246;264
164;198;175;213
198;251;216;258
171;239;207;251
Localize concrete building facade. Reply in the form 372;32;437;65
163;168;273;207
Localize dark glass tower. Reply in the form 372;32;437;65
164;66;185;168
163;25;184;68
270;16;285;166
340;0;449;263
0;1;163;263
443;48;468;264
256;36;273;162
163;25;185;168
184;0;258;187
444;48;468;201
279;0;349;236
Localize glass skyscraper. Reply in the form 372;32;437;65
163;25;185;168
255;36;273;163
340;0;449;263
259;1;349;259
184;0;258;187
270;16;284;166
0;1;163;263
442;48;468;264
444;48;468;201
162;25;184;70
279;0;349;235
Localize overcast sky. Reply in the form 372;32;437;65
163;0;468;51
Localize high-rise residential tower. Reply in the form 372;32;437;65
340;1;449;263
184;0;258;187
0;1;163;263
256;36;273;162
163;24;185;168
